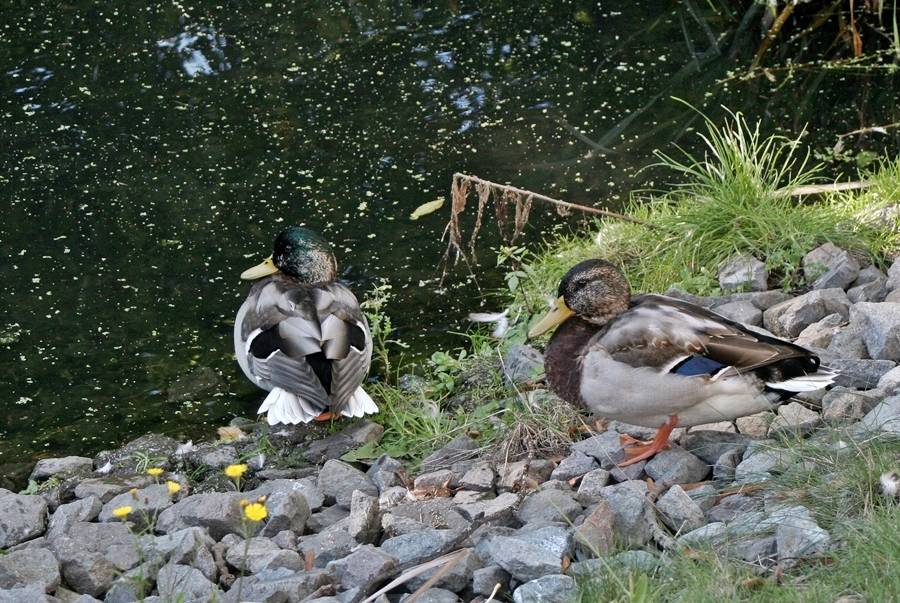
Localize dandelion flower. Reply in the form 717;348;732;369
167;480;181;495
147;468;164;477
112;506;132;518
243;503;267;522
225;464;248;479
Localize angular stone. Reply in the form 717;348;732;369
794;313;846;349
380;529;456;565
366;454;405;493
574;499;615;557
472;564;511;597
768;402;823;439
804;243;860;290
316;459;378;510
517;489;581;525
156;493;245;540
575;469;611;506
297;527;357;568
504;344;545;385
0;547;60;593
550;450;599;482
680;430;752;465
0;494;47;547
326;545;397;590
823;387;883;422
459;462;496;492
600;481;651;547
513;574;576;603
771;505;830;567
850;302;900;360
29;456;93;481
718;254;767;292
348;490;381;545
644;447;710;484
829;359;897;389
224;537;303;574
302;419;384;464
46;496;102;541
498;459;556;491
220;568;331;603
418;434;480;474
156;563;222;601
710;300;763;326
763;289;851;338
73;475;155;504
258;486;311;538
484;535;562;583
404;547;480;592
657;485;706;534
99;483;175;529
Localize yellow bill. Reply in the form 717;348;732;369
241;256;280;280
527;296;574;338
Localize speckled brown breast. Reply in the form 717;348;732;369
542;315;600;411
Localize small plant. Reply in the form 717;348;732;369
225;463;248;492
234;496;268;603
361;278;409;383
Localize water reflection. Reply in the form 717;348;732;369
1;0;896;486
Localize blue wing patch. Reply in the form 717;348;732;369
673;356;726;377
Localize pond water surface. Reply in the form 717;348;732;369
2;0;898;486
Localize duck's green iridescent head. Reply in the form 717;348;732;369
241;226;338;283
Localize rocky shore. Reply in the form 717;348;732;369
3;243;900;603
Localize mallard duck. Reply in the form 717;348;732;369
528;259;836;466
234;226;377;425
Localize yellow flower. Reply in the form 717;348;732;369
243;503;267;522
112;506;132;518
225;464;248;479
147;468;164;477
167;481;181;495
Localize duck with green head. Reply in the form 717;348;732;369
234;226;376;424
528;259;836;466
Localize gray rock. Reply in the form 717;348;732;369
366;454;405;493
455;491;521;524
574;500;615;557
770;505;830;566
707;493;762;523
718;254;768;292
768;402;823;438
326;545;397;590
29;456;93;481
643;447;710;483
47;496;102;541
257;486;312;538
853;395;900;436
829;358;897;389
794;313;846;349
0;584;60;602
848;279;888;303
472;564;511;596
389;498;471;533
414;469;460;490
804;243;860;290
498;460;556;492
73;476;155;504
516;524;574;561
734;447;795;483
550;450;599;482
220;568;331;603
156;493;245;540
380;529;456;565
401;587;463;603
306;505;350;534
316;460;378;510
153;527;217;582
570;430;626;466
0;493;48;547
517;489;581;525
224;537;304;574
711;300;763;326
459;462;496;492
297;527;357;568
600;481;651;547
302;419;385;464
99;483;175;529
513;574;576;603
657;485;706;534
347;490;381;545
680;430;752;465
878;365;900;393
404;547;480;592
574;469;611;506
504;343;545;385
763;289;851;338
0;547;60;593
822;387;883;422
155;562;222;601
51;535;121;597
418;434;480;474
850;302;900;360
827;324;869;359
483;535;562;583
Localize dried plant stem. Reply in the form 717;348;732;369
453;173;652;227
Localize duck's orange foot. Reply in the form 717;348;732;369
313;411;336;422
618;415;679;467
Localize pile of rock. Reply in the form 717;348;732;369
3;243;900;603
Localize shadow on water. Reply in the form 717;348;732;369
1;0;897;485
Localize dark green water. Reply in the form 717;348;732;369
2;0;897;485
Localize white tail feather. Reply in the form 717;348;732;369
341;387;379;418
767;367;837;393
257;388;322;425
